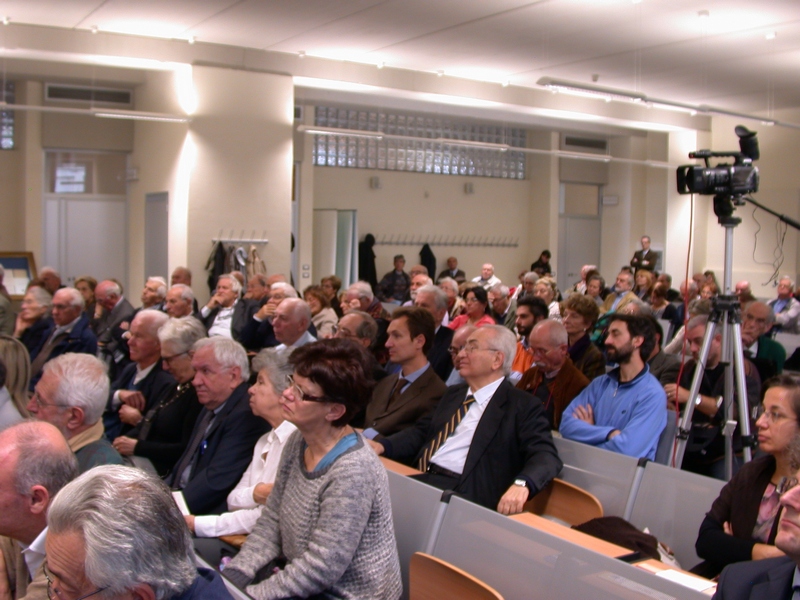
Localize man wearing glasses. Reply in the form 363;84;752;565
166;337;269;515
45;466;232;600
27;353;123;473
370;325;561;515
0;421;78;600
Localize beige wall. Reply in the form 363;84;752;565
312;166;531;286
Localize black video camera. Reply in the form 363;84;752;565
677;125;760;197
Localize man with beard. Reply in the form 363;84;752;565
509;296;549;383
560;314;666;459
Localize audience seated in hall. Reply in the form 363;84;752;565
601;270;637;315
562;293;606;382
488;283;517;332
240;281;299;350
93;279;136;379
200;273;258;343
444;325;475;387
448;286;496;331
377;254;411;304
769;276;800;334
439;277;466;321
533;277;561;322
436;256;466;285
742;301;786;381
164;284;197;319
645;316;681;387
509;295;549;383
273;298;317;353
15;287;53;366
472;263;501;290
413;284;455;382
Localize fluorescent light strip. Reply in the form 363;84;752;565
298;125;509;152
0;102;189;123
537;76;797;128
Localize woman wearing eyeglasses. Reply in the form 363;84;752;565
223;338;402;600
694;375;800;578
447;286;495;331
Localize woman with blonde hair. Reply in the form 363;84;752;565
0;334;31;425
534;276;562;322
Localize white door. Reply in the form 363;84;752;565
557;183;601;293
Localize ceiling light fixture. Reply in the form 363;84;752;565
2;17;9;26
377;62;385;69
297;125;511;151
0;102;190;123
91;25;99;34
298;51;306;59
697;10;709;19
298;125;383;140
188;36;196;45
436;70;444;77
765;31;777;40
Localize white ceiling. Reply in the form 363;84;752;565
2;0;800;115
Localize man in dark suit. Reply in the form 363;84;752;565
370;325;561;514
436;256;466;284
104;310;176;441
413;284;454;381
94;279;136;379
29;287;98;389
200;273;257;342
714;475;800;599
630;235;657;272
363;307;446;438
167;337;269;515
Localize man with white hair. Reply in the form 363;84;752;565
140;276;167;311
341;281;390;321
27;353;124;471
273;298;316;352
414;284;455;381
104;310;176;441
488;283;517;332
0;421;79;600
200;273;257;342
165;283;197;319
93;279;135;378
240;281;301;350
371;325;561;514
439;277;465;321
601;270;638;315
402;273;433;306
38;267;63;296
167;337;269;514
46;466;233;600
472;263;501;290
768;276;800;334
29;287;98;388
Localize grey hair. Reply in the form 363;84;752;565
624;298;653;316
146;276;168;299
281;298;312;325
413;275;433;286
348;281;374;302
10;421;78;498
345;310;378;342
438;277;459;295
270;282;298;298
251;348;293;396
134;309;170;338
687;314;711;332
44;353;110;425
218;273;242;296
158;317;207;354
170;284;195;303
780;276;796;289
416;285;448;311
192;337;249;381
39;267;59;278
533;319;568;347
55;287;85;309
490;283;510;298
47;466;197;600
481;325;517;375
522;271;539;284
100;280;122;298
27;286;53;309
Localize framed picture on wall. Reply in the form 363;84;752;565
0;252;37;300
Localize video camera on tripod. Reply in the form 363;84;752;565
676;125;760;200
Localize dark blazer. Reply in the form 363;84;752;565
428;326;454;382
20;317;51;362
630;249;656;271
365;366;447;437
714;555;795;600
167;382;270;515
127;383;203;476
436;269;466;285
29;313;98;388
104;361;177;441
201;299;258;343
381;379;562;510
94;297;136;379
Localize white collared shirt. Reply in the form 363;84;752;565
20;525;47;578
193;421;297;537
430;376;505;474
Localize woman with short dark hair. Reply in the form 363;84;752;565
224;339;402;600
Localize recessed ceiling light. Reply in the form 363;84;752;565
765;31;777;40
298;51;306;59
436;70;444;77
502;80;510;87
91;25;99;34
697;10;709;19
2;17;9;26
377;62;385;69
188;36;196;45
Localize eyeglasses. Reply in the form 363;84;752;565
778;476;799;497
462;342;499;355
331;325;355;338
161;351;188;365
286;374;327;403
755;404;794;424
31;391;71;410
43;559;106;600
448;344;465;356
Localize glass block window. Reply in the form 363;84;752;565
1;82;14;150
312;106;526;179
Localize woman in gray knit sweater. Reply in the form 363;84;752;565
223;339;402;600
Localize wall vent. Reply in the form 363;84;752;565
563;135;608;153
45;84;133;106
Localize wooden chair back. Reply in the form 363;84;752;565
409;552;504;600
523;477;604;526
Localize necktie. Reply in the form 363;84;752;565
418;394;476;472
171;409;213;488
387;377;408;408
